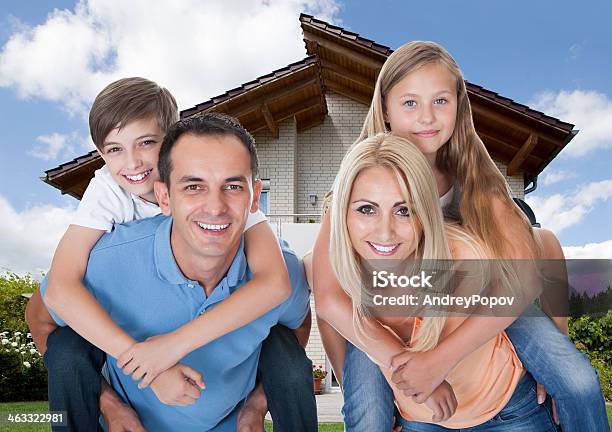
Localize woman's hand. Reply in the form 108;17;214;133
537;384;560;425
390;348;454;403
423;380;457;423
117;333;188;388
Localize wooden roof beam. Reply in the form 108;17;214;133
320;59;374;89
303;31;383;70
507;133;538;176
261;103;279;139
471;102;562;146
326;79;372;106
201;74;320;119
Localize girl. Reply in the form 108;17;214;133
312;42;607;431
329;132;559;430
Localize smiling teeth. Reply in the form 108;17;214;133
125;170;151;181
197;222;230;231
369;242;398;253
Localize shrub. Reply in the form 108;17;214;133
0;330;47;402
569;312;612;400
0;273;40;334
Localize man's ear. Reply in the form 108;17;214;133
250;179;263;213
154;181;172;215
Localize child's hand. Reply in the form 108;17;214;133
422;380;457;423
117;333;187;388
149;363;205;406
390;348;453;403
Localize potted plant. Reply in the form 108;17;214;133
312;364;327;395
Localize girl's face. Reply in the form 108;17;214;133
346;165;422;261
384;62;458;159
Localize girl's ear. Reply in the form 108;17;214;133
382;100;391;131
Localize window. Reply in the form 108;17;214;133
258;179;270;215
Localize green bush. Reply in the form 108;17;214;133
0;274;47;401
0;330;47;402
569;312;612;400
0;273;39;334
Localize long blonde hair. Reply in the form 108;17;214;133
329;133;470;351
360;41;536;259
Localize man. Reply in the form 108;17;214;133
28;113;315;431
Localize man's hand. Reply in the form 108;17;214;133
390;349;453;403
149;363;205;406
100;380;146;432
422;381;457;423
102;403;146;432
236;383;268;432
118;333;186;388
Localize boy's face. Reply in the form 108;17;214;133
98;117;163;203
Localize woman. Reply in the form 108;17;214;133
326;132;559;430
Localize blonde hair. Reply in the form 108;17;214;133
360;41;536;259
330;133;462;351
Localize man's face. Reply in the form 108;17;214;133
155;133;261;262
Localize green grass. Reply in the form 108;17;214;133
1;401;610;431
0;402;344;431
0;402;51;432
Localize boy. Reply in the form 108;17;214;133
27;78;316;431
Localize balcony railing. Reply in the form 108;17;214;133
266;213;321;256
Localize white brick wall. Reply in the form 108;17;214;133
254;118;298;222
494;160;525;199
297;91;370;216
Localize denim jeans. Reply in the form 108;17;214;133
505;305;608;431
44;326;106;432
257;324;318;432
342;306;608;432
341;341;396;432
44;324;316;432
398;373;559;431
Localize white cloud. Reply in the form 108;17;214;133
529;90;612;157
563;239;612;259
0;0;341;116
566;43;582;61
29;132;81;161
526;179;612;234
0;194;76;276
541;169;576;186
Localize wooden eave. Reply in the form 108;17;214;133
180;55;327;135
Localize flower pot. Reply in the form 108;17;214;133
313;377;324;395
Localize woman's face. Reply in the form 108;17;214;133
384;62;458;160
346;165;422;261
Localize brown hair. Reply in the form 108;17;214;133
89;77;179;150
360;41;536;258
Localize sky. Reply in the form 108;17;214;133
1;0;611;275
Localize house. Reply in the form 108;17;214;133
42;14;577;391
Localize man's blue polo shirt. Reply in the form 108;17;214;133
40;215;310;431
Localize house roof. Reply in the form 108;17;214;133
43;14;576;199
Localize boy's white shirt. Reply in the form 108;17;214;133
73;166;267;232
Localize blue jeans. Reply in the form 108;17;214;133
342;342;396;431
342;306;608;432
505;305;608;431
398;373;559;431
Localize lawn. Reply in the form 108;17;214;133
1;401;610;431
0;401;344;431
